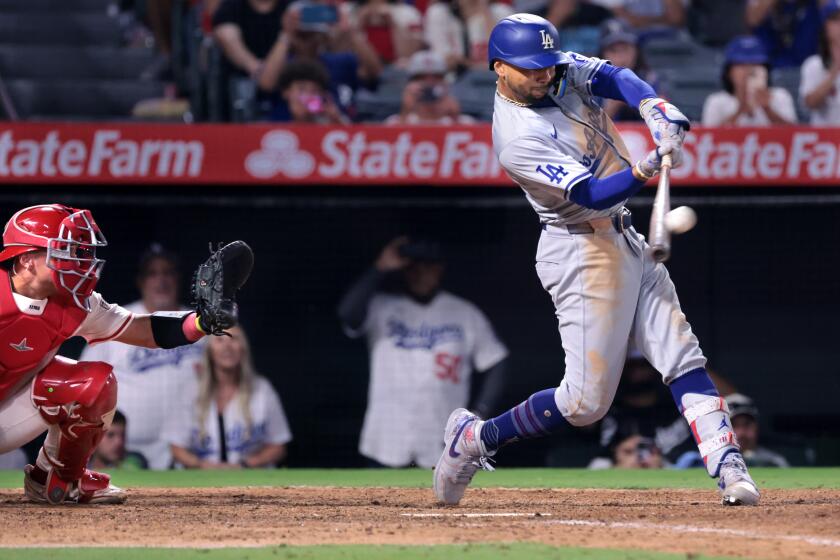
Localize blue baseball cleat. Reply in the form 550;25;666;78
718;454;761;506
433;408;493;505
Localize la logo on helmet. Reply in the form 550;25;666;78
540;29;554;50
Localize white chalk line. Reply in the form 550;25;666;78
402;513;840;548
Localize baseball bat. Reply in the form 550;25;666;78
649;153;672;263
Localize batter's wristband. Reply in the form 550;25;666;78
633;162;654;181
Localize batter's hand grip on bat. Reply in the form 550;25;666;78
649;153;672;263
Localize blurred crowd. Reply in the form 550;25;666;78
0;239;794;472
104;0;840;125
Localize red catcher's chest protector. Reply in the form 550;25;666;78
0;268;86;400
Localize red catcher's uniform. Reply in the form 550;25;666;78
0;268;133;401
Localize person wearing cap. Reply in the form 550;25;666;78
337;236;509;468
384;50;475;124
800;0;840;124
726;394;789;468
597;19;661;121
79;245;205;470
746;0;820;68
702;35;797;126
248;0;382;113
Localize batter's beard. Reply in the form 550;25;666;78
505;78;549;105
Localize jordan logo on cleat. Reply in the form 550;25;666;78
718;418;729;430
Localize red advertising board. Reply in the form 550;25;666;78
0;122;839;186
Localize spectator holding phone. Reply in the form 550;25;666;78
274;59;350;122
384;50;475;124
257;0;382;105
702;35;797;126
337;236;509;468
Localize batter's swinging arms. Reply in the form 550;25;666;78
433;14;760;507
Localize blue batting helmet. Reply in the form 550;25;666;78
487;13;573;71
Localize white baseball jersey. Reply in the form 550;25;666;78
167;375;292;466
79;301;204;470
349;291;508;468
493;52;634;225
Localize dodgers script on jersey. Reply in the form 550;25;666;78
349;291;508;468
80;301;204;470
493;53;634;225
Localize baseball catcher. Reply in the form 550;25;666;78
0;204;252;504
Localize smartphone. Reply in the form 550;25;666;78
299;4;338;27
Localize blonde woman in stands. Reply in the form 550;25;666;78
169;326;292;469
801;1;840;125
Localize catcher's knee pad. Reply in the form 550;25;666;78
670;368;738;477
32;357;117;484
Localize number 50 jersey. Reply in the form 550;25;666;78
493;53;635;226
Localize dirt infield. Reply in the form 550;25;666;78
1;487;839;559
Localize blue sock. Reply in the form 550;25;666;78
668;367;718;411
479;388;567;453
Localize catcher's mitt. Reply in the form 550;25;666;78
192;240;254;335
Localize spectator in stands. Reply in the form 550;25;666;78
89;411;149;470
587;353;692;469
800;0;840;124
611;433;666;469
257;1;383;113
746;0;821;68
424;0;514;71
702;35;798;126
80;245;204;470
337;236;509;468
384;51;475;124
212;0;288;83
610;0;687;35
274;59;350;122
726;393;790;467
350;0;424;64
170;326;292;469
597;19;661;121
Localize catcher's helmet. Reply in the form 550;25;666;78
0;204;107;310
487;13;573;71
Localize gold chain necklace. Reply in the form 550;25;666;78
496;90;530;107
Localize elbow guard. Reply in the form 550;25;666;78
150;311;205;349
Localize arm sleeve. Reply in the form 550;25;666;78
72;292;134;345
262;380;293;445
471;357;508;419
337;267;386;336
499;135;592;197
590;65;658;108
568;166;647;210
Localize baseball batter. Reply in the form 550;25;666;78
433;14;760;506
0;204;250;504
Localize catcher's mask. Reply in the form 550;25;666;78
1;204;107;311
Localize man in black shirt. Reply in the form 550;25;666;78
212;0;288;80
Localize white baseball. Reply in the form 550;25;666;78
664;206;697;234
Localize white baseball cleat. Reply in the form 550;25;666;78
433;408;493;506
24;464;127;505
718;454;760;506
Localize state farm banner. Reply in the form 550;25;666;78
1;122;840;186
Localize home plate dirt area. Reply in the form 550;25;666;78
1;487;838;559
